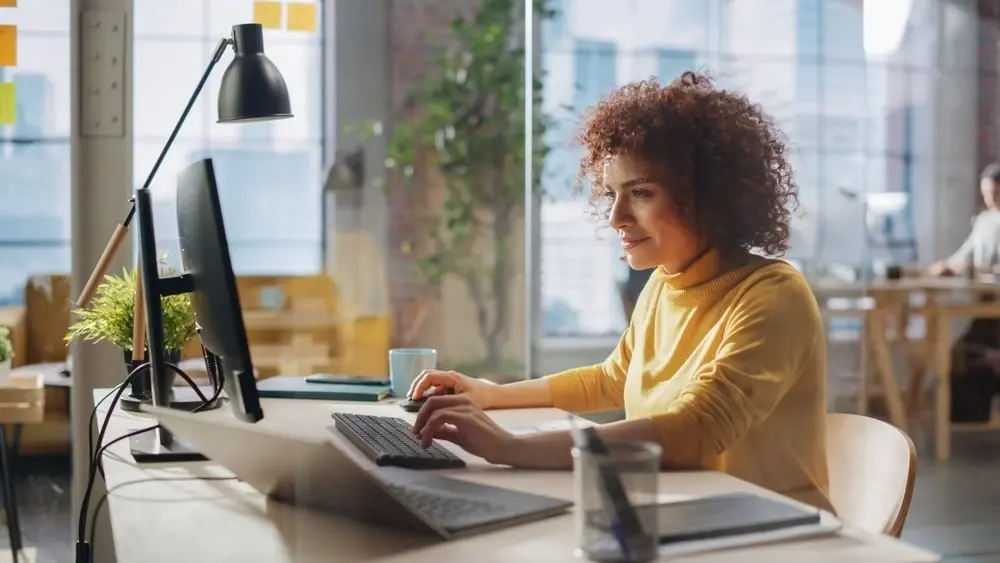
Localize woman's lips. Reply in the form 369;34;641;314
622;237;650;250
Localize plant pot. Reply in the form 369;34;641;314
123;348;182;402
0;359;10;387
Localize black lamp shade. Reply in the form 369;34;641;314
217;23;293;123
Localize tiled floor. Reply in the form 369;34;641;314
2;424;1000;562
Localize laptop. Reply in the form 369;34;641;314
142;404;573;539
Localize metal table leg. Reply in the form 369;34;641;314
0;424;23;560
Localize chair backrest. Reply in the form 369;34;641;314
825;412;917;537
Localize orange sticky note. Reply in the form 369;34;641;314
0;26;16;67
0;0;16;7
253;1;282;29
0;82;16;125
286;2;317;32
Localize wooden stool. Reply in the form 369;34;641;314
0;373;45;560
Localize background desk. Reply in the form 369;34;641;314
93;392;940;562
813;277;1000;459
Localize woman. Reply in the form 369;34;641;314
409;72;834;512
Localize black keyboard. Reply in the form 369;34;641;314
331;413;466;469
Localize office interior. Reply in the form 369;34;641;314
0;0;999;561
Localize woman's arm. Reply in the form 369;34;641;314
486;378;554;409
485;323;635;412
499;271;819;470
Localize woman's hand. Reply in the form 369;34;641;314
407;369;499;409
928;261;957;277
411;394;519;465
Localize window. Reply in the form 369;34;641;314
134;0;326;275
657;49;696;81
0;2;71;305
538;2;721;338
535;0;937;341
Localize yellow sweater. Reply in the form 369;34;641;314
546;249;833;512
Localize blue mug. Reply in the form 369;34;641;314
389;348;437;398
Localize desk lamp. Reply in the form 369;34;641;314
75;23;292;411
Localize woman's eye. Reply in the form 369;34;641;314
631;188;651;198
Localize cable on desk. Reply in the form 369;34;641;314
77;361;224;563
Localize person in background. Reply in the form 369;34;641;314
408;72;835;513
928;162;1000;276
929;163;1000;420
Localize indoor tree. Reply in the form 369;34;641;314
373;0;552;375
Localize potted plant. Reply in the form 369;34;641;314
66;266;197;378
361;0;552;380
0;326;12;386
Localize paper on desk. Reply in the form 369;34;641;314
504;419;577;436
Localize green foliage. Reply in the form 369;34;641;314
372;0;553;370
0;326;12;363
65;266;197;353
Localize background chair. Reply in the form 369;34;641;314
826;412;918;537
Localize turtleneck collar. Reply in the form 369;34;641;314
655;247;764;303
658;247;724;291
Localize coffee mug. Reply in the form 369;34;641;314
389;348;437;398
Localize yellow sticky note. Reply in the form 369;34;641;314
0;82;16;125
0;26;16;67
0;0;16;7
253;1;282;29
286;2;317;32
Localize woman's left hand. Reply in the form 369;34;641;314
411;394;519;465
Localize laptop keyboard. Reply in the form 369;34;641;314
383;481;507;529
331;413;466;469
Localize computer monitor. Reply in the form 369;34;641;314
174;158;263;423
129;158;263;463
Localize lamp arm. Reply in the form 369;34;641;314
74;36;233;309
128;36;234;226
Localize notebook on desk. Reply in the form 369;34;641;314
655;491;822;545
256;376;392;402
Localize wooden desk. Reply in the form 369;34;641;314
93;393;939;563
813;277;1000;460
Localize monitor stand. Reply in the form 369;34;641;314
118;386;224;413
129;426;206;463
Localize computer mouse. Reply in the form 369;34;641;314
400;387;454;413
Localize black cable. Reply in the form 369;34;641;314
88;381;129;471
94;372;223;479
77;361;223;563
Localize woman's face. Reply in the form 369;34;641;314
603;154;705;272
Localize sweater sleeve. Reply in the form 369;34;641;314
544;324;632;413
945;216;978;268
648;273;819;467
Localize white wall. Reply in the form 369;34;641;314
930;0;980;262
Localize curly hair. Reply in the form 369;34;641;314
575;72;799;257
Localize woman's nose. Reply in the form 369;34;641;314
609;200;634;230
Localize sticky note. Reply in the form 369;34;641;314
0;26;15;67
0;82;15;125
286;2;317;32
0;0;16;7
253;1;282;29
